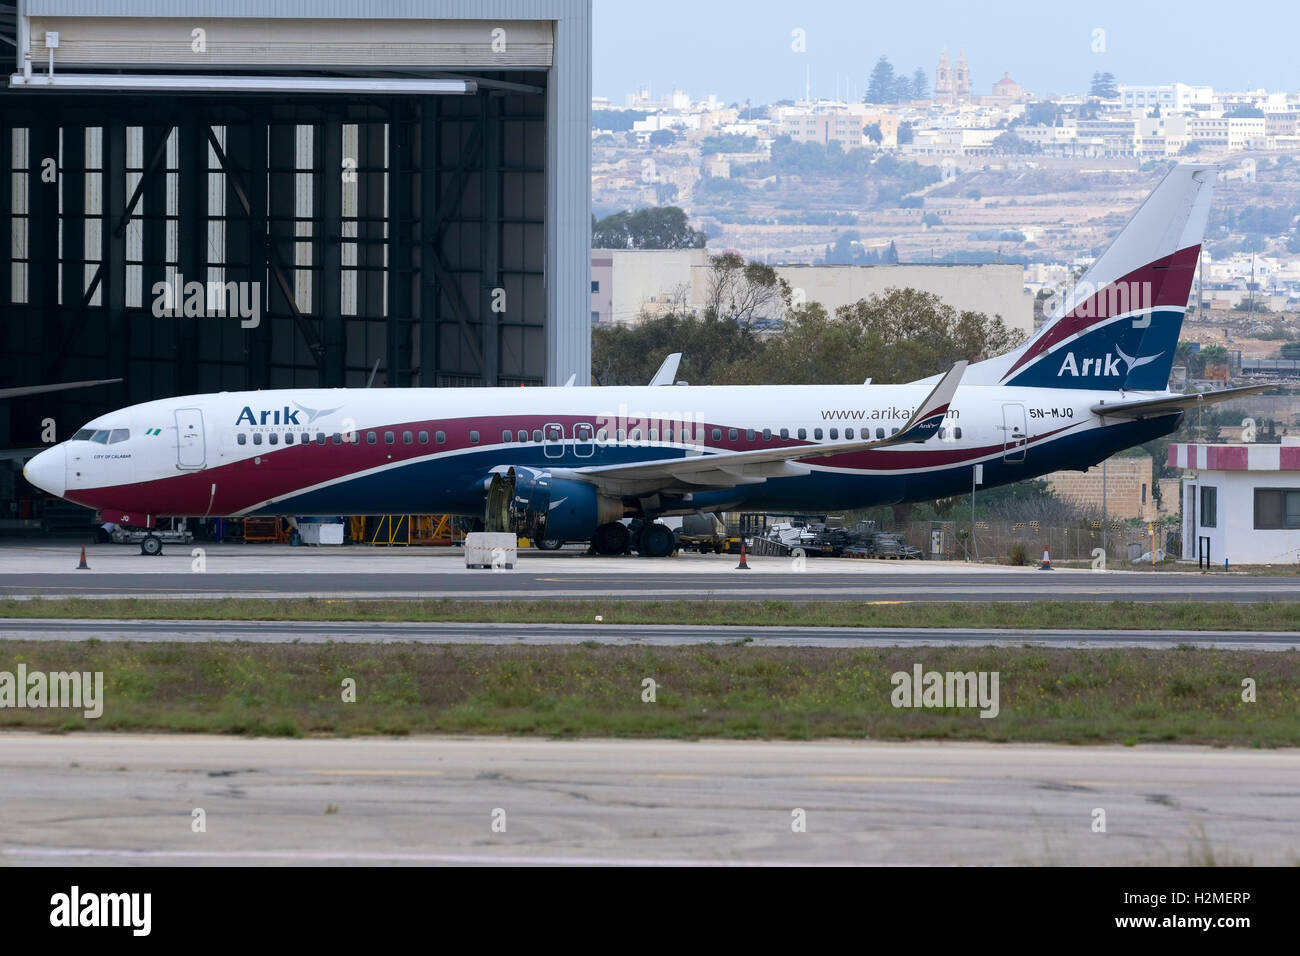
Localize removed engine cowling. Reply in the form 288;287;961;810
485;467;623;541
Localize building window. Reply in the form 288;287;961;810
591;280;599;293
1200;486;1217;528
1254;488;1300;529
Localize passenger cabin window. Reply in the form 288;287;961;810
109;429;130;444
797;428;807;440
403;431;413;444
384;431;394;445
253;433;263;445
237;433;247;445
331;433;342;444
746;429;755;441
712;428;721;442
366;431;377;444
728;428;738;441
829;428;839;440
780;428;789;440
532;429;543;442
268;433;279;445
954;427;962;439
814;428;823;440
469;430;480;444
418;431;429;444
284;433;294;445
435;431;446;444
844;428;853;440
876;427;884;439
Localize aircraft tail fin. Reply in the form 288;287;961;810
966;164;1217;391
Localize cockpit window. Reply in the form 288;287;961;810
109;429;130;444
72;429;95;441
90;430;111;444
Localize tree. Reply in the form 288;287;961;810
991;131;1038;154
591;308;762;386
866;56;897;104
591;206;707;250
897;121;914;145
702;253;791;324
911;67;930;100
1088;72;1118;98
864;122;884;145
648;128;678;147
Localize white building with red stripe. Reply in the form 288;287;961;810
1168;438;1300;566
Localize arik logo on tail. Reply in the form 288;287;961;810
1058;347;1163;378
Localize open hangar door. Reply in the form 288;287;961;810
0;1;591;462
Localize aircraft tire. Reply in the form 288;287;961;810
637;522;675;558
140;534;163;557
591;522;630;556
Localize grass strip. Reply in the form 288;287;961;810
2;597;1299;631
0;641;1295;745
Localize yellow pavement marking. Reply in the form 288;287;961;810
307;769;446;777
811;775;959;783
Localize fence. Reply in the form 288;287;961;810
907;519;1177;565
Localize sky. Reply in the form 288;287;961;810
592;0;1299;106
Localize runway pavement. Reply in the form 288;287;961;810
1;734;1295;866
3;618;1297;650
1;541;1297;602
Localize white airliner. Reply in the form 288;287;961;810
24;164;1270;557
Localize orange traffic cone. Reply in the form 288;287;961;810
736;539;751;570
1038;547;1053;571
77;546;89;570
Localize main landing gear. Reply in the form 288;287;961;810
590;521;630;556
589;521;675;558
140;534;163;556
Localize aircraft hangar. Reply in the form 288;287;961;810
0;0;592;515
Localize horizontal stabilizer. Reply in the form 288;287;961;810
0;378;122;400
1091;383;1277;420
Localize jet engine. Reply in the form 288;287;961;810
485;466;623;541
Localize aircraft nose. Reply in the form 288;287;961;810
23;445;66;497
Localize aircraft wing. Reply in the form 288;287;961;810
0;378;122;400
562;362;966;496
1091;383;1277;420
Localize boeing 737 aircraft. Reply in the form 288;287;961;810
23;164;1272;557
